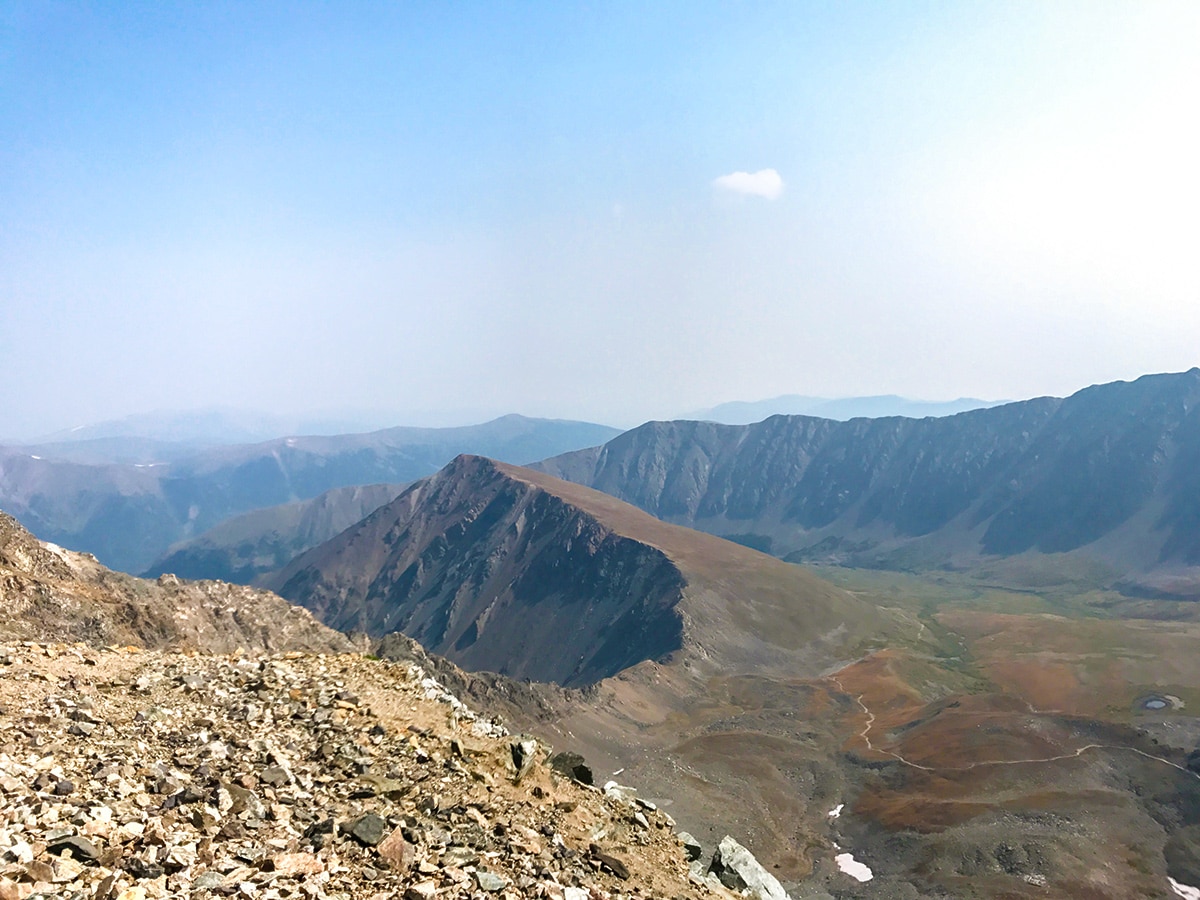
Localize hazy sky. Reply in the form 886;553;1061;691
3;1;1198;437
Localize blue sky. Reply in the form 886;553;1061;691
3;1;1198;436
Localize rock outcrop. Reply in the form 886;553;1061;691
707;836;791;900
0;511;350;654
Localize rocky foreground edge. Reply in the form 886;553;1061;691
0;642;795;900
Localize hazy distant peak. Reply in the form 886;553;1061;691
685;394;1005;425
1;415;623;573
30;409;622;451
31;407;403;448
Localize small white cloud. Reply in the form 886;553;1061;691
712;168;784;200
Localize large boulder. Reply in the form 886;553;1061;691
709;835;791;900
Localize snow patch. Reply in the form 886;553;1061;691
828;804;844;818
29;455;41;460
836;852;873;882
1171;877;1200;899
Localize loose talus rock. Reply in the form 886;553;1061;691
0;642;756;900
709;834;793;900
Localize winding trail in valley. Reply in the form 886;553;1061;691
828;675;1200;781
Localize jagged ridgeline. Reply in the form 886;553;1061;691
267;455;884;688
533;368;1200;577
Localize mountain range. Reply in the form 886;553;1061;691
109;370;1200;596
537;370;1200;588
19;406;411;448
0;414;620;573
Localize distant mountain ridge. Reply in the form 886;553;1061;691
0;415;622;574
534;370;1200;581
143;483;407;583
26;407;407;448
686;394;1003;425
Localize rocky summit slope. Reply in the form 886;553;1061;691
266;455;882;689
0;641;756;900
0;511;349;655
534;369;1200;583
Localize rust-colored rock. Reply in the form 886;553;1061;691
376;828;413;871
267;852;324;876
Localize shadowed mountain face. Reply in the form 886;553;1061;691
268;457;685;687
535;370;1200;577
268;455;878;688
0;415;621;574
142;483;407;583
